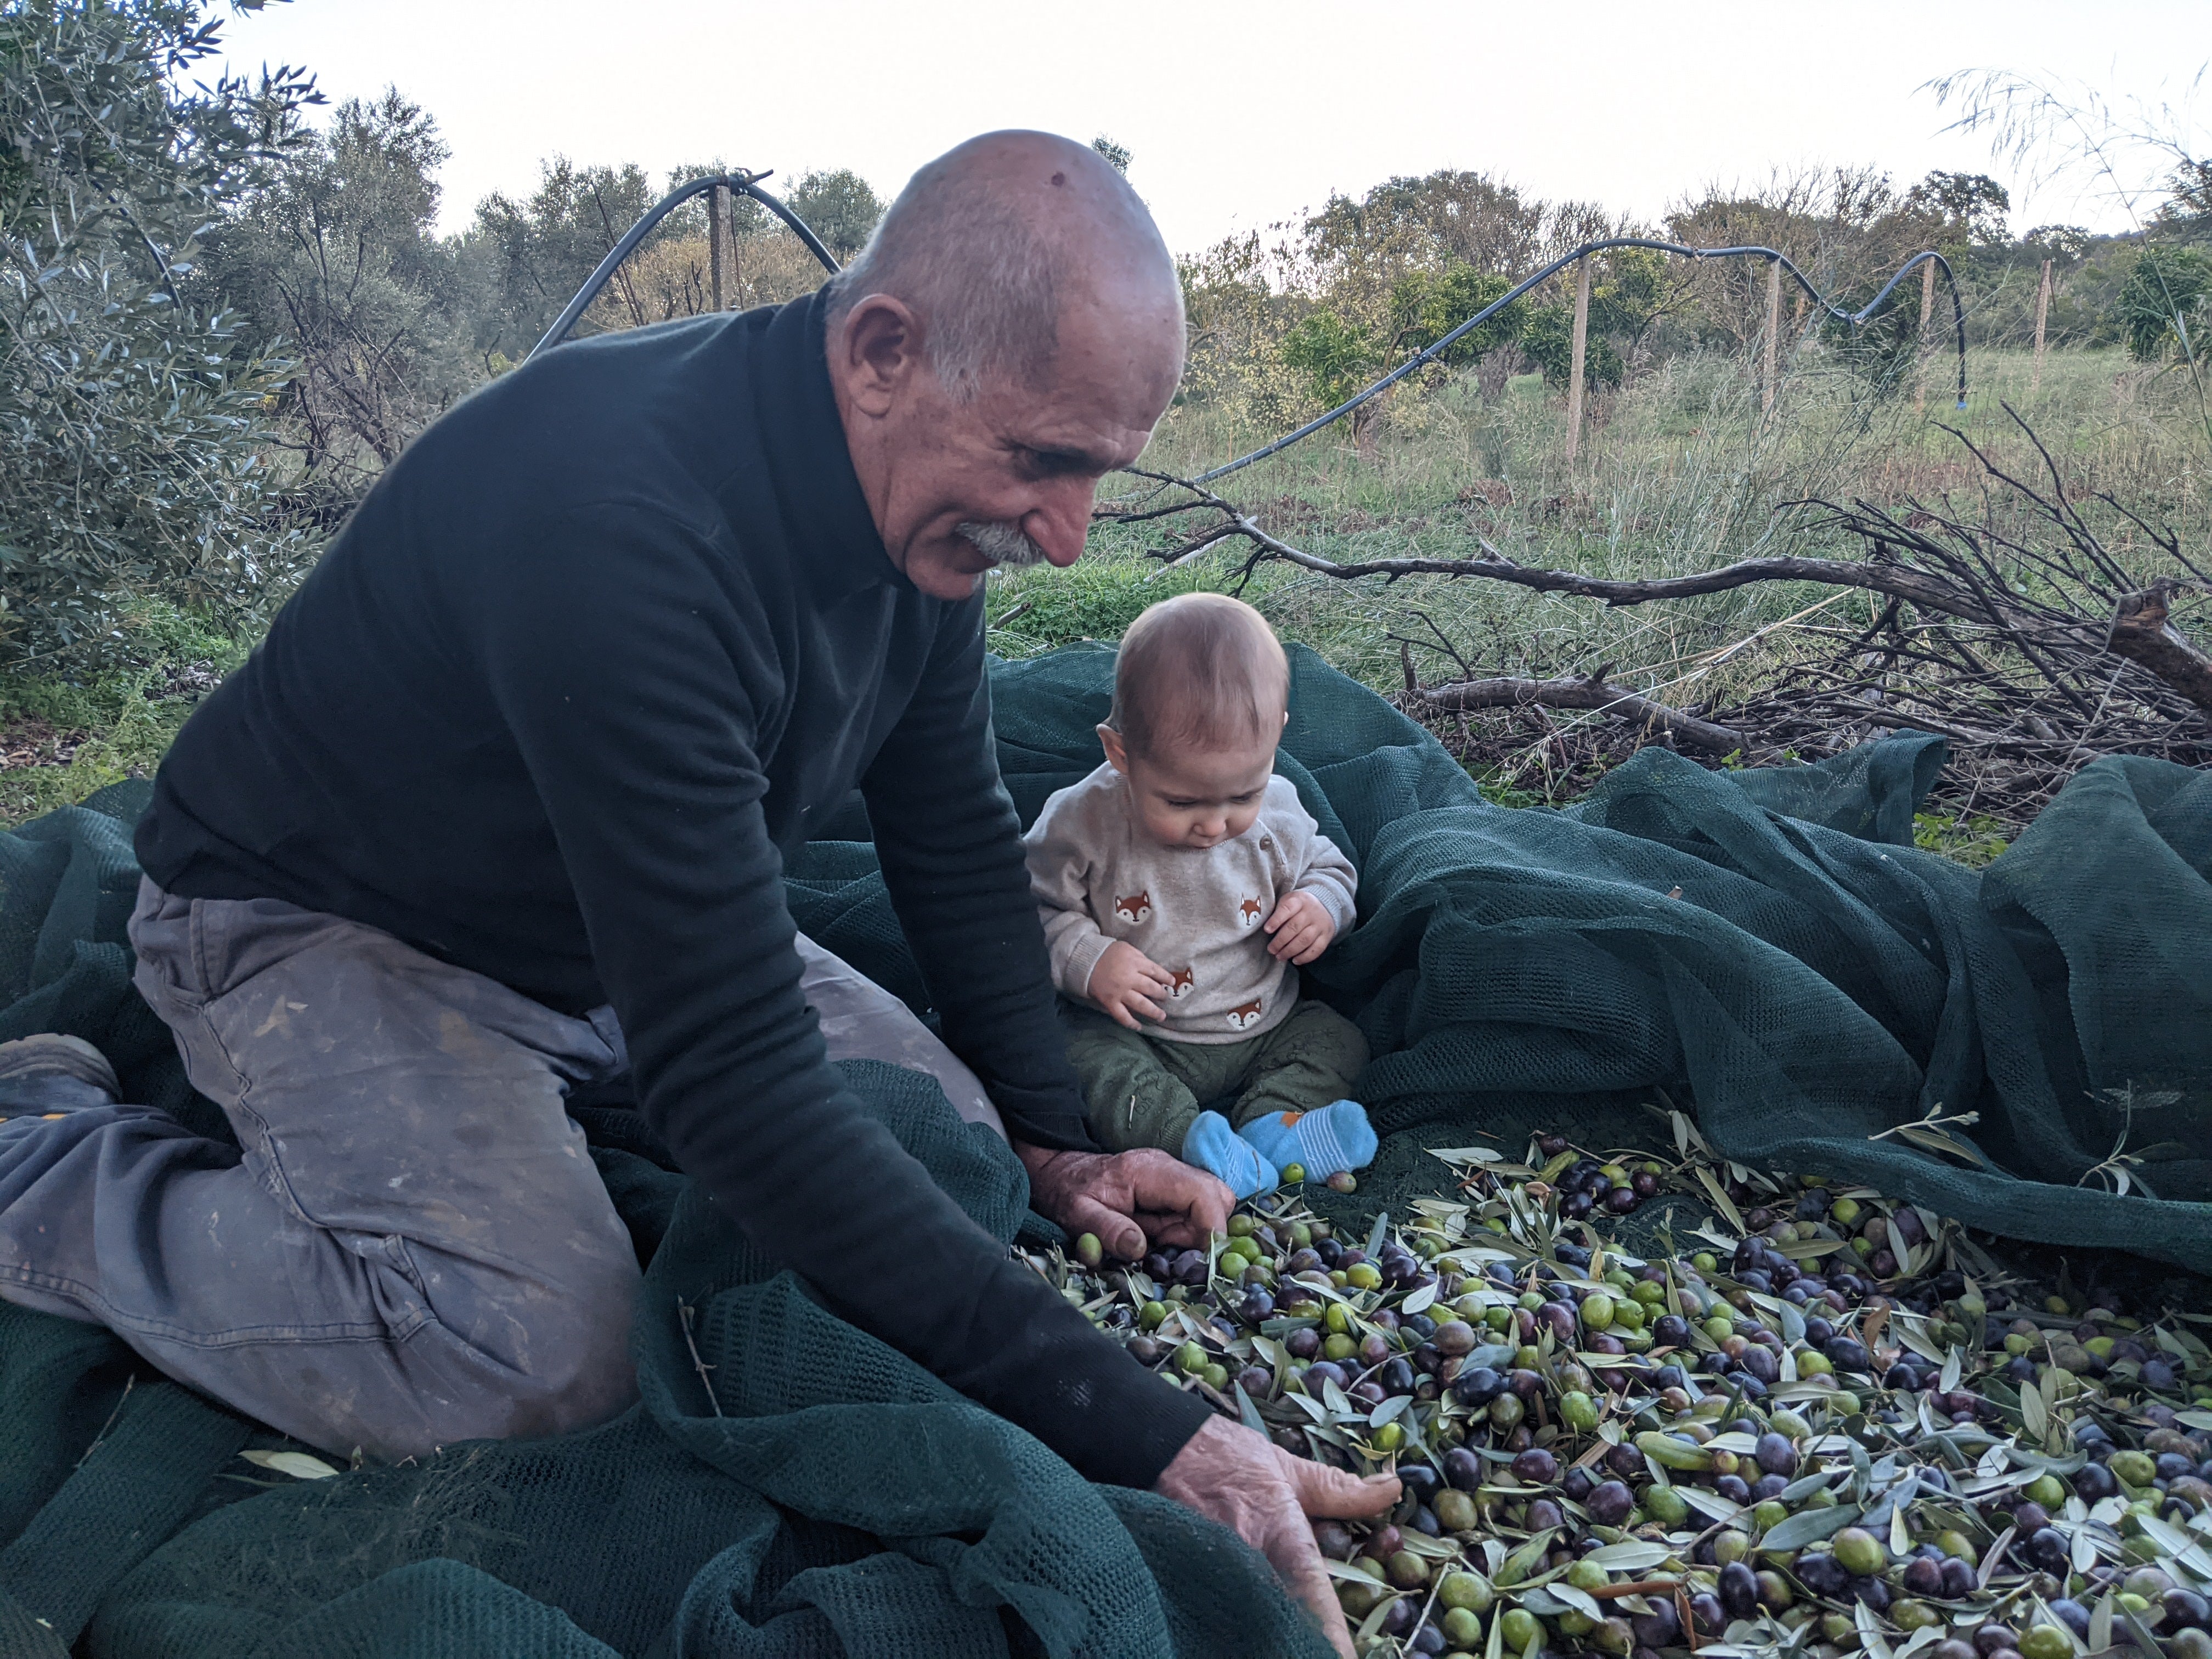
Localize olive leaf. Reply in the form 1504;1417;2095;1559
240;1448;341;1481
1759;1502;1864;1550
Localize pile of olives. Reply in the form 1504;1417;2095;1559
1027;1135;2212;1659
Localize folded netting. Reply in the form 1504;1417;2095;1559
1;642;2209;1655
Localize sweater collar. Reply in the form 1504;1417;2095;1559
753;287;905;604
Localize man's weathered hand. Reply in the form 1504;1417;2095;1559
1015;1143;1232;1262
1155;1415;1400;1658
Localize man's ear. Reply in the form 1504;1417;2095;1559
832;294;924;418
1097;724;1130;775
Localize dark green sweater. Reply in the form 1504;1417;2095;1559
137;290;1210;1487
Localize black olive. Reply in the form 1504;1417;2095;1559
1718;1561;1759;1621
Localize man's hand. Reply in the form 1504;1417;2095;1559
1016;1143;1232;1262
1263;891;1337;964
1086;940;1175;1030
1155;1415;1400;1658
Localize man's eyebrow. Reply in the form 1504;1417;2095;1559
1019;441;1119;473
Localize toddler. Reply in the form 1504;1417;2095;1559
1023;593;1376;1198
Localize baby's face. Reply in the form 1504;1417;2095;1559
1102;727;1278;849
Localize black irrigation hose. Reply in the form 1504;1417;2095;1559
528;172;842;360
532;189;1970;490
1194;240;1969;487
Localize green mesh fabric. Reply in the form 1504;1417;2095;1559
2;644;2210;1653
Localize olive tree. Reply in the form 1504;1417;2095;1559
1;0;318;671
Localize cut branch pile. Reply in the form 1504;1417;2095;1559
1102;411;2210;828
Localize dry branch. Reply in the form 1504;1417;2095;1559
1101;410;2209;829
2106;583;2212;716
1400;646;1746;755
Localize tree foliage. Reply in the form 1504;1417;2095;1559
201;89;467;475
1;0;319;670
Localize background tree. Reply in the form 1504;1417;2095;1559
784;167;883;262
1;0;319;670
202;89;469;476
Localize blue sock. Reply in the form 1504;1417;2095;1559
1182;1110;1277;1199
1237;1100;1378;1181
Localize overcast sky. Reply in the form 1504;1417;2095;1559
213;1;2205;252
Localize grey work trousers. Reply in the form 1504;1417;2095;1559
0;878;1002;1461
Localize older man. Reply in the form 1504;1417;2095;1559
0;133;1392;1649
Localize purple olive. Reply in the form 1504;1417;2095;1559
1606;1186;1640;1214
1442;1447;1484;1492
1688;1592;1725;1635
1237;1365;1274;1399
1940;1557;1978;1599
1754;1431;1799;1476
1525;1498;1565;1533
1511;1448;1561;1485
1586;1479;1634;1526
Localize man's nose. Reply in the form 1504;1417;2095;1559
1022;478;1099;569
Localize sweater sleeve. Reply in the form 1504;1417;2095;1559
1022;782;1118;1003
1280;793;1360;938
859;598;1096;1153
480;507;1208;1491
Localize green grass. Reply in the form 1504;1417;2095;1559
0;605;247;827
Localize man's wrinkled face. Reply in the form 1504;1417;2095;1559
832;292;1183;602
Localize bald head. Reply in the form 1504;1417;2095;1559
825;131;1183;403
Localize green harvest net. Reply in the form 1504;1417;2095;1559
0;641;2207;1656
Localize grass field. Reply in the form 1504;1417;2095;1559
2;340;2204;845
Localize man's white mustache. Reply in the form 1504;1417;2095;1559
957;521;1049;567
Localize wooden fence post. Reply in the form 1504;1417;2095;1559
1914;259;1935;415
1762;256;1782;414
1565;257;1591;464
709;184;734;312
2033;258;2054;392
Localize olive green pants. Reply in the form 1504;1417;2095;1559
1065;998;1369;1157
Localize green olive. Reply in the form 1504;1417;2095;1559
1499;1608;1541;1652
2025;1472;2068;1509
1567;1558;1610;1591
1175;1341;1207;1375
1226;1214;1256;1238
1489;1392;1525;1429
1201;1362;1229;1391
1442;1605;1485;1647
1753;1499;1788;1533
1139;1300;1169;1330
1613;1299;1647;1331
1372;1420;1404;1453
1435;1490;1480;1533
1583;1292;1616;1331
1830;1197;1861;1227
1323;1333;1358;1362
1934;1530;1978;1565
1831;1526;1884;1577
1560;1390;1600;1431
1438;1570;1494;1613
1485;1306;1515;1333
1644;1486;1690;1527
1692;1252;1718;1273
2110;1449;2157;1487
1796;1350;1833;1377
1280;1162;1307;1185
1346;1262;1383;1291
1325;1303;1352;1334
2019;1626;2073;1659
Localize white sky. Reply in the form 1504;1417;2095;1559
213;1;2205;251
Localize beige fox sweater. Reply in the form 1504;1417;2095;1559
1023;764;1358;1044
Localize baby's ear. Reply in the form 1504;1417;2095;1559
1097;724;1129;774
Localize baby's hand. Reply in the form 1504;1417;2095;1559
1263;891;1337;964
1088;940;1175;1030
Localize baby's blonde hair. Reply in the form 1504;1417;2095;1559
1108;592;1288;758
